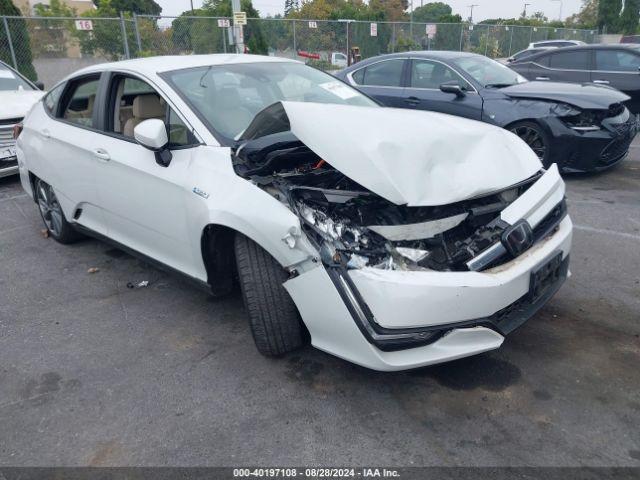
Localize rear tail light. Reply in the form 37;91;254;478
13;123;23;140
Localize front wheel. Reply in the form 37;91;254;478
509;121;552;167
234;233;306;357
35;178;82;244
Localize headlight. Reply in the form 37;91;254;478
561;108;602;131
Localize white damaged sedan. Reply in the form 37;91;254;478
16;55;572;371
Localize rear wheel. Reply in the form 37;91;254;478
234;233;306;357
35;178;81;244
510;121;551;167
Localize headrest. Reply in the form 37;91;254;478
133;94;165;119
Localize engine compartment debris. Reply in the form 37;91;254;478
233;128;542;273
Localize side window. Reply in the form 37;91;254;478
410;60;470;89
167;108;197;147
353;59;404;87
533;54;551;67
61;76;100;127
43;83;65;115
595;50;640;72
549;50;590;70
108;75;197;147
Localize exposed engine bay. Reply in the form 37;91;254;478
233;129;542;273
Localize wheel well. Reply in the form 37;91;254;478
201;224;238;297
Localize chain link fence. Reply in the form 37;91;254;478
0;14;597;88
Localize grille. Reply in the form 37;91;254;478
0;117;22;126
601;134;633;164
0;159;18;169
0;125;16;146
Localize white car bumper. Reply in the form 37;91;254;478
284;165;572;371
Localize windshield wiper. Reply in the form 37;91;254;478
484;83;516;89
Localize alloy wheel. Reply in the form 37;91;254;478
511;125;547;160
36;181;64;237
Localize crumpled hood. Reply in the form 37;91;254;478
278;101;541;206
0;90;45;120
500;81;629;109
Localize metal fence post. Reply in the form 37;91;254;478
391;22;396;53
120;12;130;59
346;20;350;65
292;19;297;53
2;17;18;70
133;13;142;54
459;24;464;51
508;26;514;57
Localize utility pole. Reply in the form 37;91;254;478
231;0;245;53
551;0;562;21
523;3;531;18
467;4;478;23
190;0;195;13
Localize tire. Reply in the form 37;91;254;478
234;233;306;357
509;121;552;168
34;178;82;244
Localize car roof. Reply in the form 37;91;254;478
69;54;299;78
345;50;479;68
513;43;640;62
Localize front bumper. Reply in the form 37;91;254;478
548;115;639;173
284;165;572;371
0;158;19;178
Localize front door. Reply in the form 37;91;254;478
92;73;202;276
401;58;483;120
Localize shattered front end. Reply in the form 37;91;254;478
233;102;572;370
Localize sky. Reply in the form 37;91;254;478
156;0;584;21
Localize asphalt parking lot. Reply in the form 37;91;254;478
1;147;639;467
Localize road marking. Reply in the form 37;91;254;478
574;224;640;241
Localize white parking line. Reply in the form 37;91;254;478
574;224;640;241
0;194;28;202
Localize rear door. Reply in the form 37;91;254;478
591;49;640;113
347;58;407;107
38;73;107;234
401;58;483;120
528;49;591;83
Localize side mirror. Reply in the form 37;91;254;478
507;57;515;63
440;82;466;97
134;119;172;167
34;81;45;90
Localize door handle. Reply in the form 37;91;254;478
40;129;50;138
93;148;110;162
404;96;421;106
535;76;550;81
593;79;610;85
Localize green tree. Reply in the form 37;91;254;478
0;0;37;80
93;0;162;15
619;0;640;34
284;0;298;17
597;0;622;33
75;0;129;60
566;0;598;28
411;2;451;23
31;0;76;58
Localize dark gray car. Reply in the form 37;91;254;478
335;51;638;172
508;44;640;114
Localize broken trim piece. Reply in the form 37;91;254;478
368;213;469;241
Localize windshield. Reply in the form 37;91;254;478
0;63;34;91
454;56;527;88
163;62;377;142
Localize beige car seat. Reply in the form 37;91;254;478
123;94;166;137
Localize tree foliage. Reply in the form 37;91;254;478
619;0;640;34
597;0;622;33
93;0;162;15
411;2;451;23
0;0;37;80
565;0;598;28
